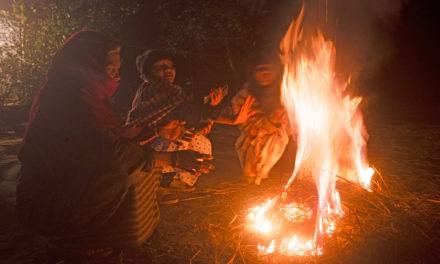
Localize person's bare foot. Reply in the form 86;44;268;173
236;176;256;185
254;177;262;185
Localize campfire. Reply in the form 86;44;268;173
246;8;375;256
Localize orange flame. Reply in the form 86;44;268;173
280;11;373;243
247;5;374;256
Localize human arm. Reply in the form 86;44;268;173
215;95;256;125
125;79;187;129
196;121;214;135
207;87;225;106
103;128;213;175
152;150;214;175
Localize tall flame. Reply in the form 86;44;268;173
247;6;374;256
280;9;373;242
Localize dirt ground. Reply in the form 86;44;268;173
0;120;439;263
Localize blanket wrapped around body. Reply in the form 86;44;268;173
16;30;160;251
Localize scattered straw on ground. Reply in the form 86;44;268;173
1;124;439;263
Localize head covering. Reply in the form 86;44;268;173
24;31;122;141
136;49;175;81
244;49;284;112
245;49;283;80
48;31;119;81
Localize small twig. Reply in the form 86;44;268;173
427;199;440;204
179;196;207;202
236;233;246;264
352;208;364;235
226;248;238;264
229;215;238;226
190;249;201;264
227;236;242;264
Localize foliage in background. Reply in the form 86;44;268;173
0;0;140;106
113;0;268;116
0;0;283;106
0;10;22;106
157;0;255;57
154;0;259;95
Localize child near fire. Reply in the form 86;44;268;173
232;52;292;185
126;50;225;191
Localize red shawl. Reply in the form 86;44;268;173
19;31;137;160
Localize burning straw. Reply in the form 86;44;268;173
140;164;439;263
224;171;439;263
245;6;376;256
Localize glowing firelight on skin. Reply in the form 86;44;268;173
247;5;374;256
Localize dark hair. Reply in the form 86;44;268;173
244;49;284;112
245;50;283;80
136;49;176;79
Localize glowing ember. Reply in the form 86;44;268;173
247;6;374;256
248;199;321;255
283;201;313;223
360;167;375;191
247;198;340;256
248;199;275;234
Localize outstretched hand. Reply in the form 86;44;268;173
174;127;195;146
209;87;224;106
234;95;256;124
180;128;195;142
174;150;214;175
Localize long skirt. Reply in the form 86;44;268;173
235;125;289;180
16;137;160;251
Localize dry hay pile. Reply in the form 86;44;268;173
138;166;439;264
325;169;440;263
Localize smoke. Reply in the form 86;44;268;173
268;0;407;94
324;0;407;85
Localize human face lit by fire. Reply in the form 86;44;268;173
152;59;176;84
253;64;276;86
105;48;121;81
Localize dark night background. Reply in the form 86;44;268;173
0;0;439;124
377;0;440;122
113;0;440;125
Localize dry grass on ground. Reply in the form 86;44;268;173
141;170;440;264
0;124;439;263
140;124;440;263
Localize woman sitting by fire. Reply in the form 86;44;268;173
232;51;292;185
16;31;213;262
